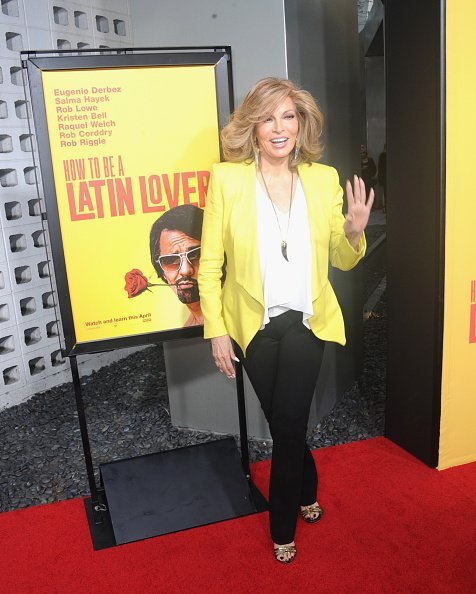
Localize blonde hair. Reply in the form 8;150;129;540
221;77;324;169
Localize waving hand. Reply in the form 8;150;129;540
344;175;375;249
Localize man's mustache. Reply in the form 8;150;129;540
169;277;199;288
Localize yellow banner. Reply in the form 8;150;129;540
439;1;476;469
41;65;220;345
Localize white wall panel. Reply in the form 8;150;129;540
130;0;287;105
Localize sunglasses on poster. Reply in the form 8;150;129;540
153;246;201;273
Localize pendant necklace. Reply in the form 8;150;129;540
258;164;294;261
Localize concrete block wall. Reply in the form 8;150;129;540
0;0;138;409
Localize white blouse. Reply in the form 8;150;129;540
255;177;314;329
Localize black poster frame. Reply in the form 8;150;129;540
22;47;233;357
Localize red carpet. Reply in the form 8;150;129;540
1;437;475;594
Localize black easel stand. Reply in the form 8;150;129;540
70;357;107;523
71;355;267;550
234;360;269;509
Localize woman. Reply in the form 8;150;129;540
198;78;373;563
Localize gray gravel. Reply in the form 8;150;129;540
0;250;386;513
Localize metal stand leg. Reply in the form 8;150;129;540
234;360;251;478
70;356;107;524
234;360;268;512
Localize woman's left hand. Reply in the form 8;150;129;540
344;175;375;249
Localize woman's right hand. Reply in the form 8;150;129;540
211;335;239;379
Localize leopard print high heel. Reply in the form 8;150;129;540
301;502;324;523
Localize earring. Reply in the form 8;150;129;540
254;144;260;165
294;145;300;161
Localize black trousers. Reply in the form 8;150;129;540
240;310;325;544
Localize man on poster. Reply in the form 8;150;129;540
150;204;204;327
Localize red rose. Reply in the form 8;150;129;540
124;269;149;298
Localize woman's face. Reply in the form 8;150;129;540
255;96;299;165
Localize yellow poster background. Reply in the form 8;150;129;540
41;65;220;346
439;1;476;469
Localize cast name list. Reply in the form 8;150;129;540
53;85;121;147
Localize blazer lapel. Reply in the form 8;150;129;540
231;163;264;306
299;164;328;302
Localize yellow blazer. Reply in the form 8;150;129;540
198;161;366;354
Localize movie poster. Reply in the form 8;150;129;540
40;65;220;347
439;0;476;468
